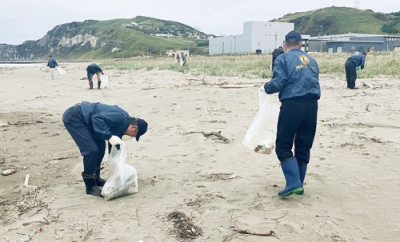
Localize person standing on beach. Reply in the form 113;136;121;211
271;46;284;71
345;52;366;89
86;63;104;89
47;55;58;79
264;31;320;197
179;52;186;66
62;101;148;197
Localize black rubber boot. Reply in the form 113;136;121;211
82;172;102;197
98;81;101;89
89;81;93;89
95;166;106;186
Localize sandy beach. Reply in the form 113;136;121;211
0;62;399;242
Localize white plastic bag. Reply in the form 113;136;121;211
242;86;280;154
56;66;66;75
101;144;138;200
101;75;108;88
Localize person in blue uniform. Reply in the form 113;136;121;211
86;63;104;89
62;101;148;197
264;31;321;197
47;55;58;79
345;52;366;89
271;46;284;71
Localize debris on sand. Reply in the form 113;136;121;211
167;211;203;241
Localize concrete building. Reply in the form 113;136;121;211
308;33;400;53
209;21;294;55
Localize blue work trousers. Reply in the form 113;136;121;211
62;104;106;174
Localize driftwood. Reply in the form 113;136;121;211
184;131;230;143
361;82;374;89
1;168;17;176
361;82;382;89
222;226;275;241
24;174;38;188
218;84;257;89
186;76;206;82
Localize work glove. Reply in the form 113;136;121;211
109;135;123;145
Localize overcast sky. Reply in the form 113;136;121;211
0;0;396;45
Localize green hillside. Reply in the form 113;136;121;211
2;9;400;61
0;16;210;61
48;16;209;60
272;6;400;36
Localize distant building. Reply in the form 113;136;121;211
308;33;400;53
209;21;294;55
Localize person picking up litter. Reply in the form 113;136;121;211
62;101;148;197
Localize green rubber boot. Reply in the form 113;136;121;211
278;158;304;197
296;163;308;195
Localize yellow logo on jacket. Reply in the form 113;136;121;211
296;54;311;70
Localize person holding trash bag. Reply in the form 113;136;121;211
47;55;58;79
62;101;148;197
264;31;320;197
86;63;104;89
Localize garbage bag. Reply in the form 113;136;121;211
101;144;138;200
242;86;279;154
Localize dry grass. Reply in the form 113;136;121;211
102;51;400;79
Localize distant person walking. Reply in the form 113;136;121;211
271;46;284;71
345;52;366;89
86;63;104;89
47;55;58;79
179;52;186;66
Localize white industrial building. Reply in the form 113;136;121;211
209;21;294;55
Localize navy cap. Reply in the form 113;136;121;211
285;31;302;42
136;118;148;141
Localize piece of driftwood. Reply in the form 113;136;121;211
24;174;38;188
223;226;275;241
185;131;230;143
219;84;256;89
361;82;374;89
233;228;274;236
1;169;17;176
361;82;384;89
186;76;206;82
0;121;9;127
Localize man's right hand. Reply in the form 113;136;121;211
109;135;123;145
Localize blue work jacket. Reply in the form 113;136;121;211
80;101;131;140
347;54;366;69
265;48;320;101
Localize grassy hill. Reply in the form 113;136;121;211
272;6;400;36
48;16;209;60
0;16;210;61
2;9;400;61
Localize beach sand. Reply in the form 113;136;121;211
0;62;399;241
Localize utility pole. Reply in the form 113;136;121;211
319;26;323;52
234;37;237;55
354;0;360;9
